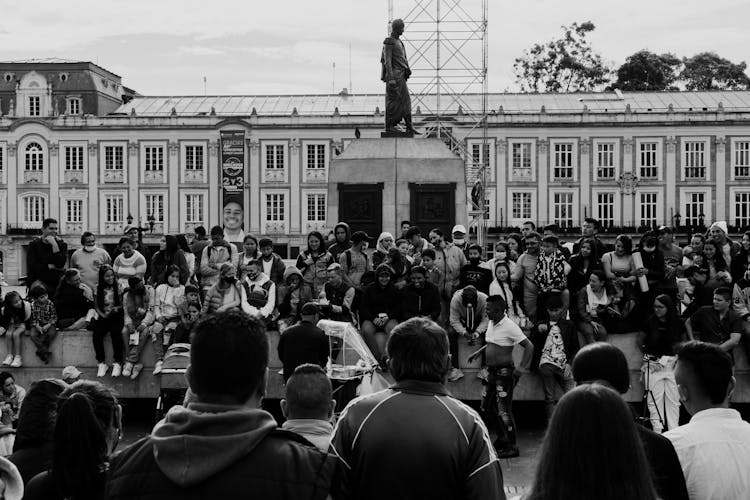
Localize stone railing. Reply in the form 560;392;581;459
63;170;85;184
304;168;327;182
102;169;124;183
264;221;286;234
183;169;205;183
24;170;44;183
263;169;286;182
104;221;124;235
144;170;165;183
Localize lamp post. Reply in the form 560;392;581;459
698;212;705;232
126;213;156;245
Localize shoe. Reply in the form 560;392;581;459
496;445;520;459
10;356;21;368
2;355;12;366
97;363;108;378
130;363;143;380
448;368;464;382
111;363;122;378
122;362;133;377
153;360;164;375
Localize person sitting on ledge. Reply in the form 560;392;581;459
55;269;95;330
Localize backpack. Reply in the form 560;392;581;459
345;249;368;270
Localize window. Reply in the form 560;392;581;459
683;192;705;227
596;193;615;228
28;96;40;116
596;143;616;179
265;145;285;170
185;194;204;224
104;146;124;170
553;192;574;228
185;145;204;170
471;143;490;170
512;192;532;220
66;199;83;223
67;98;80;115
144;146;164;171
511;143;532;180
266;193;285;222
23;195;45;224
65;146;84;170
734;141;750;178
104;195;124;223
0;146;3;173
306;193;326;222
684;141;706;178
144;194;165;223
552;143;574;179
639;142;658;178
306;144;326;170
640;193;658;227
25;142;44;171
735;192;750;228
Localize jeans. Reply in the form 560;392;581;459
30;325;57;359
643;358;679;433
93;315;124;364
481;365;517;448
538;363;575;419
126;325;163;364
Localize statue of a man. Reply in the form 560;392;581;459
381;19;418;134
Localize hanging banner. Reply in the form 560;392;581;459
220;131;246;245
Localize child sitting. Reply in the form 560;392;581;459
122;277;156;380
29;284;58;364
1;292;31;367
173;302;202;344
534;235;571;320
152;266;186;375
183;284;202;311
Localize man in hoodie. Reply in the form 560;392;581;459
26;218;68;293
327;222;352;262
281;364;335;452
732;268;750;359
258;238;286;287
105;309;337;500
708;220;740;268
401;266;441;321
70;232;111;292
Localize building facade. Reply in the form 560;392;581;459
1;60;750;283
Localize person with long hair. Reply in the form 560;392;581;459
489;261;529;328
702;239;732;289
295;231;334;297
602;234;637;314
730;231;750;282
574;270;618;343
637;294;684;433
0;372;25;431
505;233;524;262
24;381;121;500
360;264;401;361
371;232;394;268
8;379;67;485
150;235;189;286
175;234;195;279
0;292;31;367
567;238;602;295
93;265;124;378
524;384;658;500
237;234;260;270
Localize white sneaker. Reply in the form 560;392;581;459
10;356;22;368
1;355;12;366
130;363;143;380
448;367;464;382
153;360;164;375
111;363;122;378
97;363;108;378
122;362;133;377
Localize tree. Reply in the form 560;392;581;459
609;50;681;91
513;21;611;93
680;52;750;90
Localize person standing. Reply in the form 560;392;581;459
511;231;541;321
258;238;286;287
105;310;338;499
428;228;467;305
70;232;111;292
331;317;505;500
26;218;67;293
451;224;469;258
665;341;750;500
112;237;147;290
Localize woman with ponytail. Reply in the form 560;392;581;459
24;381;120;500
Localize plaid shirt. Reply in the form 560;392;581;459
31;299;57;326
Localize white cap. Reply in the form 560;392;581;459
62;366;82;380
451;224;467;235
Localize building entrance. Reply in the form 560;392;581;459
337;183;383;244
409;183;456;237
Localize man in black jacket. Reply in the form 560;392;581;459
401;266;441;321
105;309;337;500
278;303;330;382
572;342;689;500
26;218;67;292
458;244;493;294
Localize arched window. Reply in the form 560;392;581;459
25;142;44;171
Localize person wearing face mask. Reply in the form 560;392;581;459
458;244;493;295
202;263;246;315
70;232;111;292
451;224;470;259
481;241;516;275
372;232;395;268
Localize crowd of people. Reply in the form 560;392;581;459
0;216;743;497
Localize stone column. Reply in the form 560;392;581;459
495;139;506;225
579;138;591;220
88;142;102;231
621;139;634;226
665;136;677;225
248;139;261;233
126;142;138;219
49;142;59;220
715;136;726;222
289;138;301;235
208;141;219;227
7;143;17;225
168;141;179;234
537;139;548;226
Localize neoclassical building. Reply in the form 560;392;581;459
1;59;750;283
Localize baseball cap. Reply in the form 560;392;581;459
452;224;467;234
351;231;370;243
301;302;319;315
62;366;81;380
657;226;673;234
123;225;137;235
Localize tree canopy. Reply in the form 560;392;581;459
609;50;681;91
680;52;750;90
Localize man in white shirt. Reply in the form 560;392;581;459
665;341;750;500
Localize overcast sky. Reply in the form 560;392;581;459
1;0;748;96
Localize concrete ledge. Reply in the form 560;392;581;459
4;329;749;403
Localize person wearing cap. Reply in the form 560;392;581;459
360;264;402;361
241;259;276;322
277;267;314;332
681;265;712;318
448;285;489;382
428;228;467;306
318;263;355;323
458;243;493;294
278;303;329;382
404;226;432;266
340;231;371;289
657;226;683;302
61;366;81;385
707;220;740;268
451;224;470;259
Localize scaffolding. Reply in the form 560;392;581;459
387;0;490;249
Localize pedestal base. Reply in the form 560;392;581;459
381;130;414;138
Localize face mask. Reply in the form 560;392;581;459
223;276;236;284
643;246;655;253
497;252;507;261
84;245;96;252
454;238;465;245
469;257;481;266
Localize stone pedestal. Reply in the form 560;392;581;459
328;138;466;238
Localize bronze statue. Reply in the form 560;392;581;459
381;19;418;134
